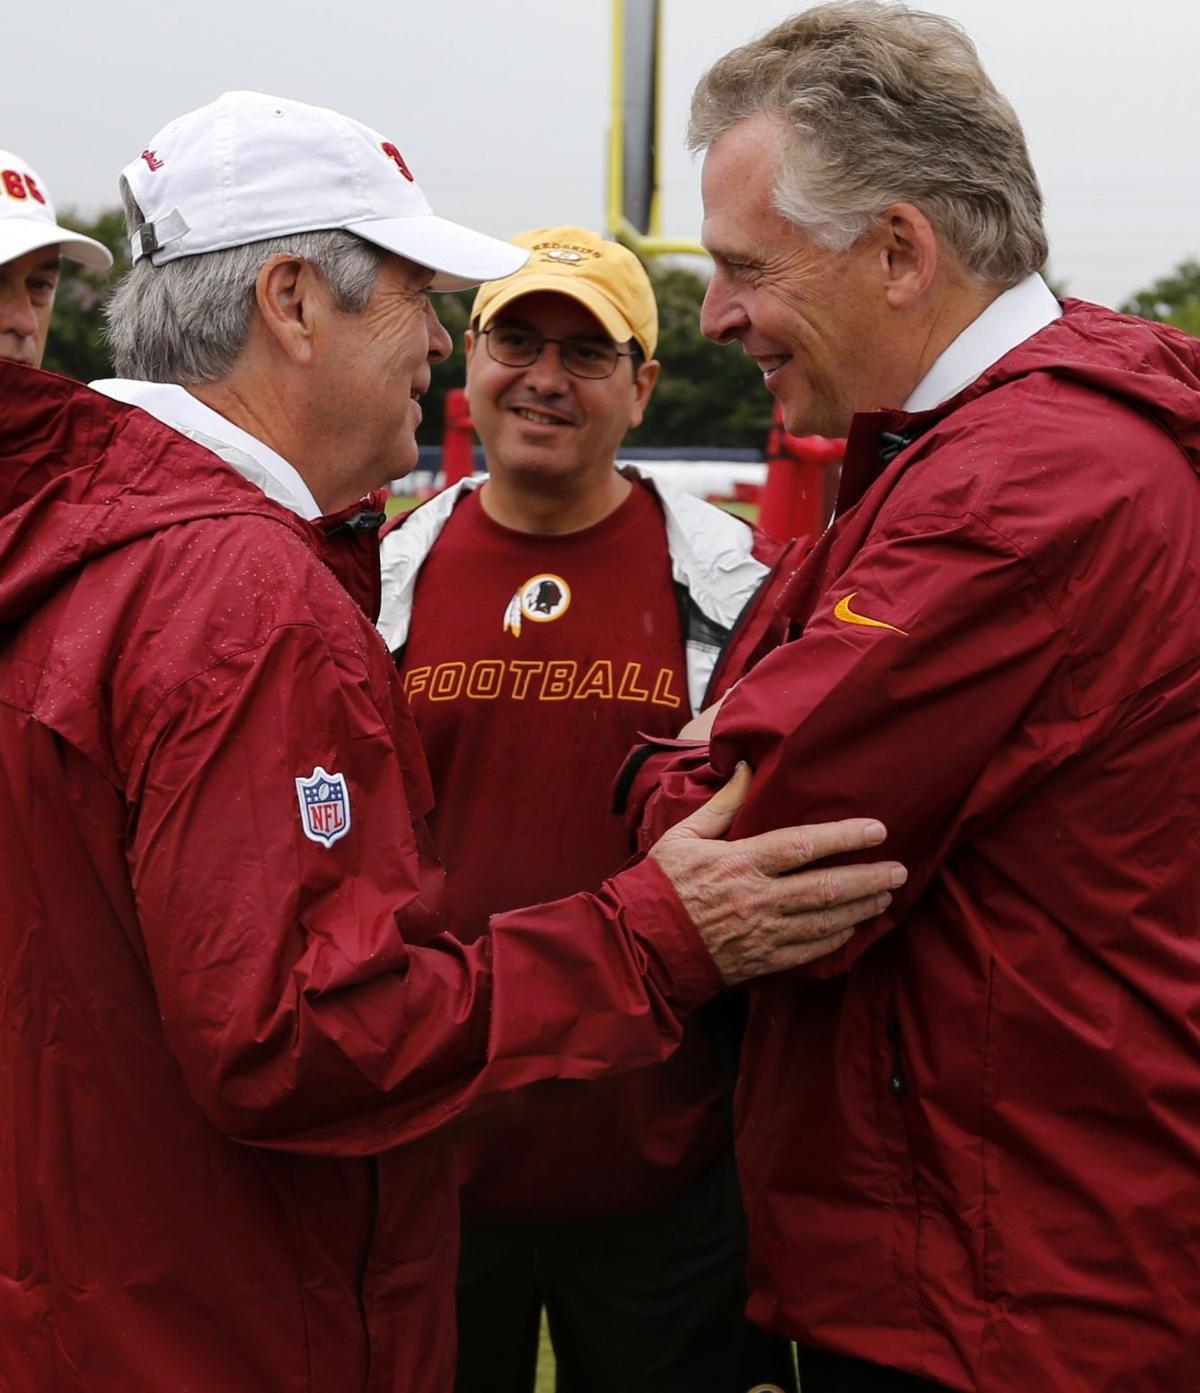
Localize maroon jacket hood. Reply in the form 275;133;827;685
837;298;1200;513
0;363;313;621
983;299;1200;471
0;362;387;625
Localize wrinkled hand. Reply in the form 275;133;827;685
649;764;906;985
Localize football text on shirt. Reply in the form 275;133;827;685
403;657;683;708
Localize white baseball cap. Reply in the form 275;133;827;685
0;149;113;271
121;91;528;290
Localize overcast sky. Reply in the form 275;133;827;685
9;0;1200;307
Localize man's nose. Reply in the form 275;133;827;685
699;273;747;345
425;299;452;364
524;340;571;392
0;286;38;342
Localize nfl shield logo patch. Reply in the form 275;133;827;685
295;766;352;848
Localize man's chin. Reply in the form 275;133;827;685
777;391;848;442
777;396;820;438
389;438;420;481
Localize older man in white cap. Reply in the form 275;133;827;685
0;147;112;365
0;92;901;1393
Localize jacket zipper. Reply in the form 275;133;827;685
325;508;388;539
356;1157;379;1389
887;1017;905;1096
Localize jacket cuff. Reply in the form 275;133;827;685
608;855;725;1012
611;739;691;815
612;735;711;827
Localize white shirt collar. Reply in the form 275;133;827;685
89;378;323;522
903;273;1062;414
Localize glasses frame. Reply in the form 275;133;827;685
479;324;638;381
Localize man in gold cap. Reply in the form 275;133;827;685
377;227;795;1393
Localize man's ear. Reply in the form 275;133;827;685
878;202;939;310
628;357;660;430
463;326;477;365
253;255;324;364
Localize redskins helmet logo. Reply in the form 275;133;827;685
503;573;572;636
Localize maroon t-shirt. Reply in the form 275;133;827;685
400;484;730;1219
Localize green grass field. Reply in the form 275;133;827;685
533;1320;799;1391
384;494;420;519
535;1316;555;1393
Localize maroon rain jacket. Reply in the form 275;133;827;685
634;302;1200;1391
0;366;721;1393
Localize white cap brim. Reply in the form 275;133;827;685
0;220;113;272
346;213;528;291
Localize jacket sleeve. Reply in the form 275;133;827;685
125;618;720;1156
616;533;813;836
635;507;1074;969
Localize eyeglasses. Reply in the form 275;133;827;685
480;324;636;380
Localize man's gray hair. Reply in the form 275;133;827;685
105;183;384;383
688;0;1048;286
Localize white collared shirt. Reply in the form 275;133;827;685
903;273;1062;414
90;378;323;522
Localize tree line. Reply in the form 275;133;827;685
43;209;1200;452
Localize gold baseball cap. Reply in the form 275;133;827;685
471;226;658;358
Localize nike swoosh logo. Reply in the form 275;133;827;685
833;592;909;636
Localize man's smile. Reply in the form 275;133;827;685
509;404;576;426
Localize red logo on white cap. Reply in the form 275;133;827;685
380;142;415;182
1;170;45;204
141;149;164;172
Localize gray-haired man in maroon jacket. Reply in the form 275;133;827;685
628;5;1200;1391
